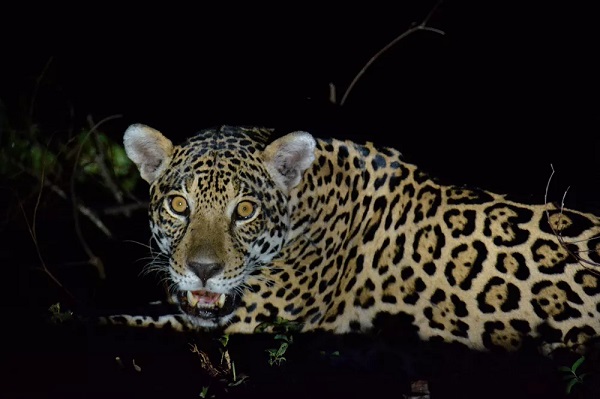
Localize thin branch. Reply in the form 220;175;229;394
70;114;122;280
28;57;54;125
544;164;600;274
12;159;112;237
88;115;125;204
18;163;76;302
340;1;445;106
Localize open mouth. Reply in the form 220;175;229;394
176;290;237;324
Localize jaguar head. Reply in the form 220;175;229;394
123;124;315;328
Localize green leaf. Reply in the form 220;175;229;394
566;377;579;394
571;356;585;373
276;342;288;356
559;366;573;373
199;386;209;398
254;322;270;333
218;334;230;347
274;334;290;342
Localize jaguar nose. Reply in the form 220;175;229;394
187;262;223;285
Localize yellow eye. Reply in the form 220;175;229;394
169;195;188;214
235;201;256;220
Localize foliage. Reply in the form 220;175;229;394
48;302;73;324
559;356;590;394
255;317;303;366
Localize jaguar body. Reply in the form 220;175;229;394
118;124;600;355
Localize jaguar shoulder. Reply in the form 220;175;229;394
106;123;600;356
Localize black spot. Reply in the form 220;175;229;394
431;289;446;304
536;322;563;343
355;255;364;274
392;234;406;264
337;145;349;166
574;270;600;295
336;301;346;315
423;263;436;276
382;295;397;304
382;275;396;290
371;155;386;170
413;185;442;223
373;196;387;212
318;280;328;294
349;320;361;331
495;252;530;280
384;196;400;230
389;175;402;191
483;204;533;246
540;209;594;237
246;302;257;313
372;237;390;270
345;276;357;291
510;319;531;334
446;187;495;204
532;239;577;274
451;294;468;317
285;288;301;301
443;209;476;238
557;281;584;304
564;325;597;346
261;290;272;299
424;307;444;331
452;320;469;338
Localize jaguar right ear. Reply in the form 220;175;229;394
262;131;316;194
123;124;174;183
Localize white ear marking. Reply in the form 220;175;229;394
262;131;316;193
123;124;174;183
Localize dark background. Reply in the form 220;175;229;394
1;1;599;398
2;0;598;201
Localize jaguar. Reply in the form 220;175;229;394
112;123;600;356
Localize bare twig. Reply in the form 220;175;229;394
544;164;600;274
88;115;125;204
339;1;445;106
70;114;122;280
12;159;113;237
18;156;76;302
28;57;54;125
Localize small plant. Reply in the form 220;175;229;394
48;302;73;324
255;317;303;366
559;356;589;394
199;386;212;398
266;335;291;366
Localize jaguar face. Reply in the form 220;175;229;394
124;124;316;329
147;146;290;328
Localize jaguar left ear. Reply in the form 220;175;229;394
262;131;316;193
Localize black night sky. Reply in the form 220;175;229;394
2;1;598;203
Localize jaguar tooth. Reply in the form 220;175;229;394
187;290;199;306
217;293;226;308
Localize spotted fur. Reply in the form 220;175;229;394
114;124;600;355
